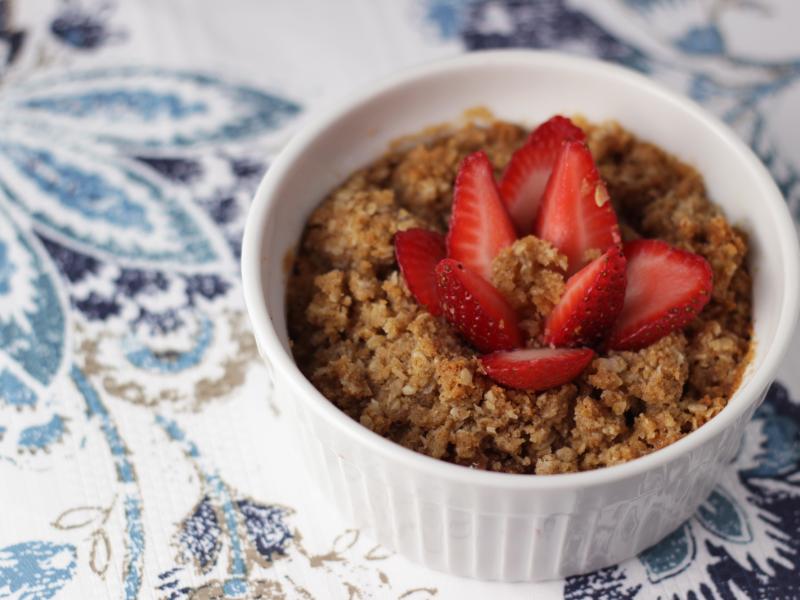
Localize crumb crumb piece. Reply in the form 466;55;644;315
491;236;567;340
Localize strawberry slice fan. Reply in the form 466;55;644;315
394;115;713;392
499;115;586;235
435;258;522;353
394;228;446;316
446;150;516;282
545;245;627;348
533;139;621;277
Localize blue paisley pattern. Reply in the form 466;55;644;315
0;199;68;466
0;3;301;594
0;204;65;388
638;523;697;584
0;542;77;599
50;2;123;50
8;68;301;148
0;1;798;598
0;137;224;266
695;487;752;544
17;414;67;451
178;496;222;573
154;415;295;597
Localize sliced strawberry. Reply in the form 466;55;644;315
545;245;627;347
606;239;713;351
533;140;620;276
395;228;446;316
499;115;586;234
435;258;522;353
447;151;517;281
480;347;595;391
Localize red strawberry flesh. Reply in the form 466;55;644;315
480;347;595;391
395;228;446;316
435;258;522;353
447;151;517;281
545;245;627;347
606;239;713;351
499;115;586;234
533;140;620;276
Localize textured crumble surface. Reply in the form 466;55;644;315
287;119;753;475
491;236;567;341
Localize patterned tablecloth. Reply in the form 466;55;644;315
1;1;799;598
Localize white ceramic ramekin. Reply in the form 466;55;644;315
242;51;799;582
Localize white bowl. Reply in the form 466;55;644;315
241;50;799;582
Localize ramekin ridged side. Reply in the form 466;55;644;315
278;375;763;580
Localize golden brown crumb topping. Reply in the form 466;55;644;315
287;119;752;474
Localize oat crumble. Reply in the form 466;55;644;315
286;119;752;474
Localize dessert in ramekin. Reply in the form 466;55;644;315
242;51;799;581
287;114;752;476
